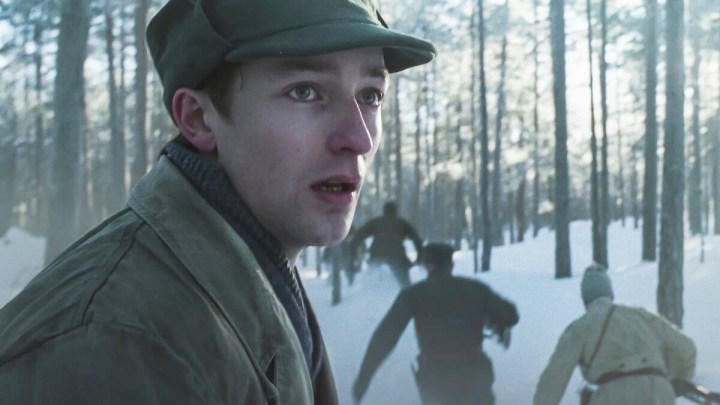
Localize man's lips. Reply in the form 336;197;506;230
310;176;361;205
311;179;359;193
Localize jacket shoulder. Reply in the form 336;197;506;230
0;209;150;363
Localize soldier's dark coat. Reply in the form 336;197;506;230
355;272;518;404
350;212;423;287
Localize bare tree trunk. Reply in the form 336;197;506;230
331;255;341;305
631;146;640;229
491;9;508;247
32;23;47;234
455;180;466;249
427;70;439;239
715;54;720;235
454;102;466;248
105;3;126;213
382;117;392;200
598;0;610;265
382;116;394;200
15;23;31;230
658;0;685;327
517;179;527;242
374;127;383;202
148;74;174;158
550;0;572;279
413;88;422;225
118;3;128;192
393;77;403;205
714;122;720;235
0;136;17;238
469;7;480;273
0;115;17;237
45;0;91;264
504;190;513;243
687;0;702;236
532;0;541;238
78;93;93;233
431;66;439;168
586;0;603;266
131;0;150;187
616;84;626;226
642;0;659;261
478;0;492;272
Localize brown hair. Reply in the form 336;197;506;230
198;62;242;120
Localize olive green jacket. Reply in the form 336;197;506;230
0;156;338;405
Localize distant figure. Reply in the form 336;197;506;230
533;264;697;405
321;229;359;305
350;201;423;288
352;243;519;404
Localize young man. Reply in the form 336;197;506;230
0;0;434;403
350;201;424;287
353;243;519;404
533;265;697;405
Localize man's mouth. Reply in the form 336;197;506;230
313;181;357;193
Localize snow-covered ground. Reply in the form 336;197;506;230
1;220;718;404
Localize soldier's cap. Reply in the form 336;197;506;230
147;0;437;113
421;243;454;271
581;263;614;304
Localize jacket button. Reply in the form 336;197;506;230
619;363;625;369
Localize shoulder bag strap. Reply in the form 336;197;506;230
585;304;616;372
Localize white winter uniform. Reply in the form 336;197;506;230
533;297;696;405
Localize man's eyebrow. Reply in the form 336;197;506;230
268;58;389;80
370;67;390;81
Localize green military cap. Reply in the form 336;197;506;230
147;0;436;113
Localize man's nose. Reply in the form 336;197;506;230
327;99;376;155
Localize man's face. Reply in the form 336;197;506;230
204;48;388;260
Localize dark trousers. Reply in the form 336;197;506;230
415;351;495;405
368;257;411;288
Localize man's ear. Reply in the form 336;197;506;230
172;88;217;152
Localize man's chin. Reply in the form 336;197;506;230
316;225;352;246
321;233;349;247
304;211;353;246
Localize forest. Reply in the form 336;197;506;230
0;0;718;327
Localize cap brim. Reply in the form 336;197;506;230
225;21;435;73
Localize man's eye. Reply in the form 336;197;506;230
360;89;384;106
288;85;318;101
